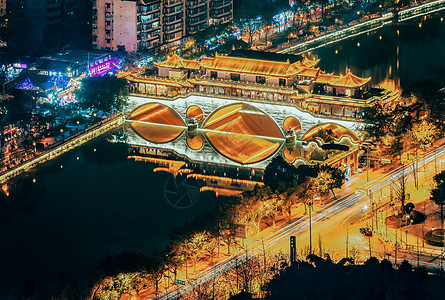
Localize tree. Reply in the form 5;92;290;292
311;171;335;203
282;187;297;221
264;193;284;230
263;156;297;190
293;179;315;214
76;75;128;112
410;121;439;149
260;5;276;47
237;3;260;45
431;170;445;230
319;165;346;197
148;258;165;296
393;168;409;215
3;89;34;125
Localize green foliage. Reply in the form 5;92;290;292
404;202;415;214
263;256;444;300
317;129;335;143
263;156;298;191
431;170;445;224
76;75;128;112
409;210;424;224
319;165;346;190
431;170;445;207
363;103;414;140
3;89;34;125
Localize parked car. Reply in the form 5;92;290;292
360;227;372;237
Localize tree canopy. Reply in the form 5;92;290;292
76;75;128;112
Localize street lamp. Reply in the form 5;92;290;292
308;202;313;255
405;230;408;250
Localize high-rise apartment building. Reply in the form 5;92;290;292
6;0;91;56
0;0;6;17
92;0;232;52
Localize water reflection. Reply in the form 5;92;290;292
311;12;445;90
0;177;44;218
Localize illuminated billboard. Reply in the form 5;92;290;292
89;60;114;76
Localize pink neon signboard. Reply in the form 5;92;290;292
89;61;113;76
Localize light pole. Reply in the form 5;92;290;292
308;202;313;254
366;144;370;182
405;230;408;250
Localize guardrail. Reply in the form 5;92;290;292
398;0;445;21
128;91;365;123
279;0;445;55
0;114;124;184
278;14;394;55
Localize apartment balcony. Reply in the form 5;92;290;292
164;9;183;17
212;1;231;9
188;18;207;26
141;34;161;42
140;8;160;15
139;26;163;34
164;17;183;26
163;26;183;35
212;9;231;19
188;9;207;18
164;0;183;8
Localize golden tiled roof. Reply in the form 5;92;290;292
328;72;371;88
298;68;320;77
301;57;321;68
154;54;201;70
315;73;340;84
199;54;304;78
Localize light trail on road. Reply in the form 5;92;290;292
156;145;445;299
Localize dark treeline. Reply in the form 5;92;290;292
262;256;445;300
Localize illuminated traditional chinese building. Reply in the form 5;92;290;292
121;50;399;120
119;50;400;173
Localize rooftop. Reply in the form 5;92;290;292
228;49;303;64
41;50;110;65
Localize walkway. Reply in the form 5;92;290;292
276;0;445;55
0;113;124;184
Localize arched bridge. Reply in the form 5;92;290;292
124;95;364;169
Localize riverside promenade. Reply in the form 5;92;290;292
0;113;124;184
277;0;445;55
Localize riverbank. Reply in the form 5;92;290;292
273;0;445;55
0;113;124;185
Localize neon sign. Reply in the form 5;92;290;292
13;63;28;69
89;61;113;76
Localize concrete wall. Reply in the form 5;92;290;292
113;1;137;52
217;71;228;80
94;0;137;52
158;67;170;77
267;77;279;85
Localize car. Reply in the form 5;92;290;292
360;227;372;237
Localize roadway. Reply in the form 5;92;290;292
156;144;445;299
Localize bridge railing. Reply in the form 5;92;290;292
278;13;394;55
0;114;124;184
398;0;445;21
128;91;365;123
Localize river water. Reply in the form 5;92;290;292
1;11;445;299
